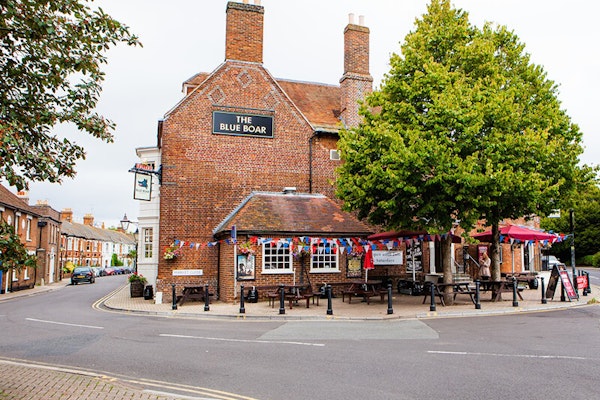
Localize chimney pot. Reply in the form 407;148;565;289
359;15;365;26
348;13;355;24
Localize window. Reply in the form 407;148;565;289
25;218;31;241
262;242;292;272
310;241;339;272
14;213;20;235
330;149;341;161
143;228;153;258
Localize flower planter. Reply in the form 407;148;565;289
130;280;144;297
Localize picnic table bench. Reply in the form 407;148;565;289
178;286;214;306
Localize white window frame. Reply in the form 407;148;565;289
310;241;339;273
25;216;32;241
143;227;153;259
262;242;292;273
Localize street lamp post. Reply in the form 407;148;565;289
120;214;139;273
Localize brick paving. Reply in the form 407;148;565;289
1;274;597;399
0;361;184;400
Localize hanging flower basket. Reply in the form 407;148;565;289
163;244;182;260
237;241;256;256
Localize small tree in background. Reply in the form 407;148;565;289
0;221;36;272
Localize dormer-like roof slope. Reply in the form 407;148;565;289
0;185;39;216
214;191;372;238
183;74;342;133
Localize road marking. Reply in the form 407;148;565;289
26;317;104;330
427;350;590;360
160;333;325;347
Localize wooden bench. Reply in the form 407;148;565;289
342;282;385;305
178;286;213;306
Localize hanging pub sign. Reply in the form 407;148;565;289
212;111;273;138
133;172;152;201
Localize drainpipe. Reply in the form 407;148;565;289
308;133;317;193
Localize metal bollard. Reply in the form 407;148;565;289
475;280;481;310
204;283;210;311
239;284;245;314
387;283;393;315
573;267;578;297
584;271;591;295
326;285;333;315
540;276;547;304
512;277;519;307
279;284;285;315
429;283;436;312
171;283;177;310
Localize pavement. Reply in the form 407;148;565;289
1;273;598;399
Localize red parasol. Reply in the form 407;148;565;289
472;225;558;243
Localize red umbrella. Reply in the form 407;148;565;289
472;225;558;243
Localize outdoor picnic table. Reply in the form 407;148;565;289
178;286;213;306
342;280;385;304
422;282;476;306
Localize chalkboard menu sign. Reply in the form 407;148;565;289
546;265;578;301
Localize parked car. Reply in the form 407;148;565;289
90;267;102;277
104;267;116;275
71;267;95;285
542;255;565;270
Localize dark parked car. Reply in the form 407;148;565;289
71;267;95;285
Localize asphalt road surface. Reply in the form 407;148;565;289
1;274;598;400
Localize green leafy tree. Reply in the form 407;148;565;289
0;221;37;271
0;0;141;190
541;181;600;263
337;0;584;295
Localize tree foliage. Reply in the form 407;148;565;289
0;0;140;190
0;221;36;271
336;0;585;281
541;181;600;261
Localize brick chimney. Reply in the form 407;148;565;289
225;1;264;63
340;14;373;128
60;208;73;223
83;213;94;226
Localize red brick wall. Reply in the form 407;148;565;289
225;2;264;63
157;61;319;299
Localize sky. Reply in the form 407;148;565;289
21;0;599;229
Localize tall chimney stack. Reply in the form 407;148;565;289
225;1;265;63
340;14;373;128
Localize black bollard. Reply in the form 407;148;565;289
584;271;591;295
475;280;481;310
239;284;245;314
573;267;578;297
279;284;285;315
512;277;519;307
387;283;393;315
326;285;333;315
540;276;547;304
171;283;177;310
429;283;436;312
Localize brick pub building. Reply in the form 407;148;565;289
153;0;377;302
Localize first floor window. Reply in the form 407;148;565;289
262;242;292;272
310;242;339;272
143;228;153;258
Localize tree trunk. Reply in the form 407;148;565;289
490;223;502;281
441;233;454;305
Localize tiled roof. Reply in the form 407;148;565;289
214;191;372;237
0;185;39;216
276;79;341;132
183;72;341;132
61;221;134;244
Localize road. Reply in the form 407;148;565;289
1;274;599;400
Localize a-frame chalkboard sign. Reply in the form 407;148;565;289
545;264;578;301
